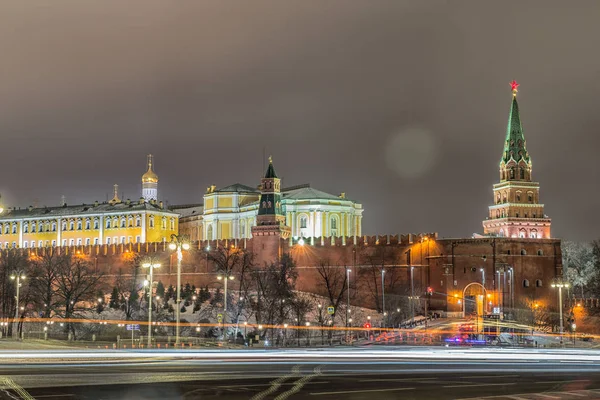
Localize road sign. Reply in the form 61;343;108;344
126;324;140;331
217;313;223;323
327;306;335;315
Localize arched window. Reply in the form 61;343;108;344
5;225;9;234
85;238;90;245
135;217;141;227
106;237;111;245
528;193;533;203
77;220;82;230
85;220;90;230
12;224;17;234
300;216;307;229
23;241;28;248
535;279;542;288
113;218;118;228
128;217;133;227
499;229;505;237
516;193;521;202
39;222;45;233
521;249;527;255
31;223;36;233
52;223;56;232
330;216;338;236
537;249;543;256
62;221;67;231
510;168;515;179
69;221;74;231
23;224;29;233
161;217;167;229
149;217;154;228
496;195;501;204
170;218;175;230
207;225;213;240
93;220;98;230
121;219;126;228
523;279;530;288
520;169;525;179
530;229;537;239
106;219;111;229
501;209;505;218
519;229;526;238
496;210;500;218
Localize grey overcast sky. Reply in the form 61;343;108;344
1;1;598;241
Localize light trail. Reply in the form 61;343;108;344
1;348;600;363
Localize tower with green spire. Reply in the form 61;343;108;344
482;81;551;239
251;156;291;258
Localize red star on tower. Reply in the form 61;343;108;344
510;80;519;94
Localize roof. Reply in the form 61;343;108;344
215;183;259;193
282;185;345;201
170;203;204;218
0;201;176;220
501;94;530;165
264;157;278;179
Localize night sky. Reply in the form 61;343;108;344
1;1;598;241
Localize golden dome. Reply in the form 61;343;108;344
142;154;159;183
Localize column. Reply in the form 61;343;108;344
18;221;23;248
310;211;315;245
98;216;103;244
287;212;293;245
141;213;146;243
358;216;362;236
341;212;346;245
57;218;62;245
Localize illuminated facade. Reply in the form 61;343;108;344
176;158;363;243
482;82;551;239
0;155;178;248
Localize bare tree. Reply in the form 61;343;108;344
54;254;104;338
28;251;63;318
563;241;597;298
314;259;348;330
0;249;29;336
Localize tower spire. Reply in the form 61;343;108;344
483;82;551;239
109;184;121;205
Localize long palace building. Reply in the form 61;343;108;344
0;82;563;316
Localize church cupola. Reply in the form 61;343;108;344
499;81;532;182
141;154;158;202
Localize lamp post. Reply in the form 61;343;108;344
168;234;190;346
551;281;570;344
10;271;26;339
410;266;415;325
381;269;386;327
143;261;161;348
346;268;351;326
217;273;235;340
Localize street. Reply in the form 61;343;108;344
1;347;600;399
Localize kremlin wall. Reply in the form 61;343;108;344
0;82;563;317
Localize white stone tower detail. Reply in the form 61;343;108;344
141;154;158;202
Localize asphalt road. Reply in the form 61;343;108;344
2;347;600;400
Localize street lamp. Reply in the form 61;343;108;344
10;271;26;339
168;234;190;346
551;281;570;343
142;261;161;347
346;268;351;327
381;269;386;327
217;273;235;340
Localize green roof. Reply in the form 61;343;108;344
282;185;345;201
215;183;259;193
501;94;530;165
264;159;278;179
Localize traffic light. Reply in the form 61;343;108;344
363;323;371;329
427;286;433;295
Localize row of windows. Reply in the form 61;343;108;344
494;210;538;219
0;216;175;234
523;279;543;288
495;192;534;204
6;235;147;249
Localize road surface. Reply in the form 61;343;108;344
1;347;600;399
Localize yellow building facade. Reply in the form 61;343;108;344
0;155;178;248
175;158;363;243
